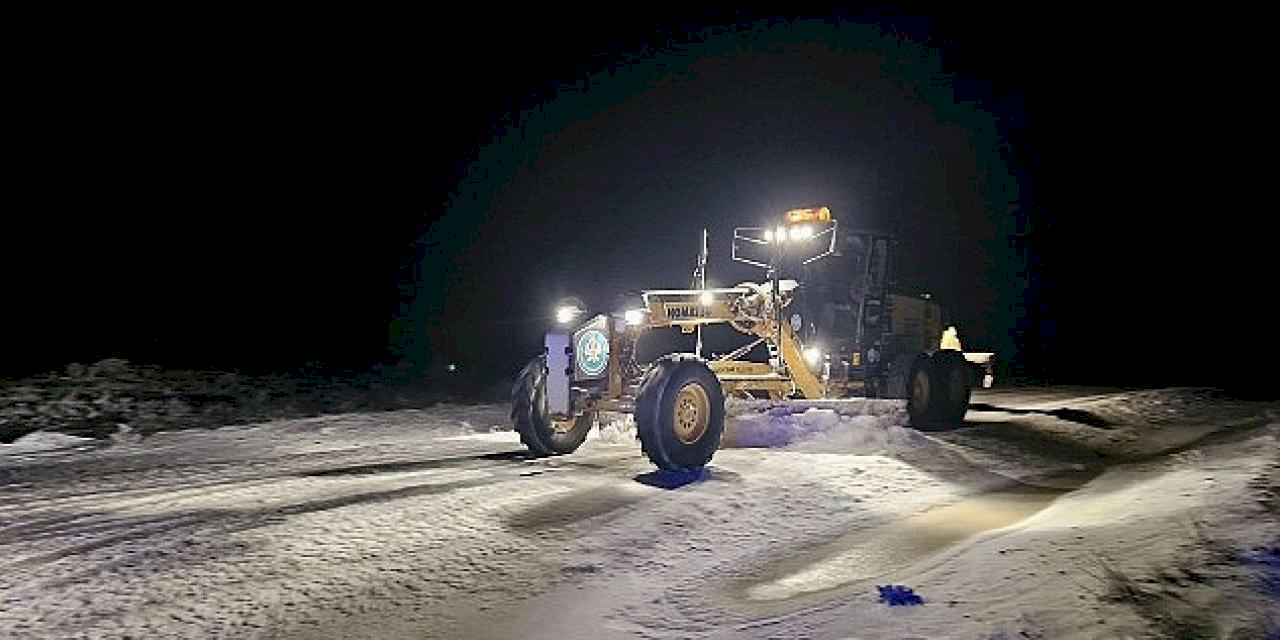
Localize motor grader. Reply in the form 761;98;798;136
510;206;995;471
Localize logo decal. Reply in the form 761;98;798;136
664;303;708;320
576;329;610;377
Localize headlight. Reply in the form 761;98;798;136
700;291;715;307
803;346;822;367
624;309;646;326
789;224;813;241
556;306;581;324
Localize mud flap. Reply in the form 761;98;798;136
545;333;571;415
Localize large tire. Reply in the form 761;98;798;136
907;351;971;430
883;353;917;399
635;355;726;471
906;353;942;428
931;350;972;424
511;355;594;456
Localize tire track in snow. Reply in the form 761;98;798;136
0;448;531;528
1;446;648;582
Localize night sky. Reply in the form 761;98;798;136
6;10;1267;390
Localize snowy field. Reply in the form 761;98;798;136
1;388;1277;639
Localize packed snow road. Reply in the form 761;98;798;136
1;388;1277;639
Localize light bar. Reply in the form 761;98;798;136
784;206;831;225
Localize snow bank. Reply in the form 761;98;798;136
584;398;918;456
584;399;917;456
0;430;95;455
592;412;637;444
0;357;504;444
723;398;917;455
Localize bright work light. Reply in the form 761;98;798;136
556;306;581;324
804;346;822;367
789;225;813;241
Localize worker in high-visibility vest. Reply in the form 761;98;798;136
940;325;962;351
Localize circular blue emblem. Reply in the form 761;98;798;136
576;329;610;376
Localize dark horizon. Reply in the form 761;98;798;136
5;10;1266;392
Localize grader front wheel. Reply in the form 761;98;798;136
672;382;712;444
635;356;726;471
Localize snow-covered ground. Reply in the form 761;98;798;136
1;388;1276;639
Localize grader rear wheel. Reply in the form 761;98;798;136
907;351;971;430
907;354;941;428
931;350;972;424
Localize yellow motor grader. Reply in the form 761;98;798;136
510;206;995;471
